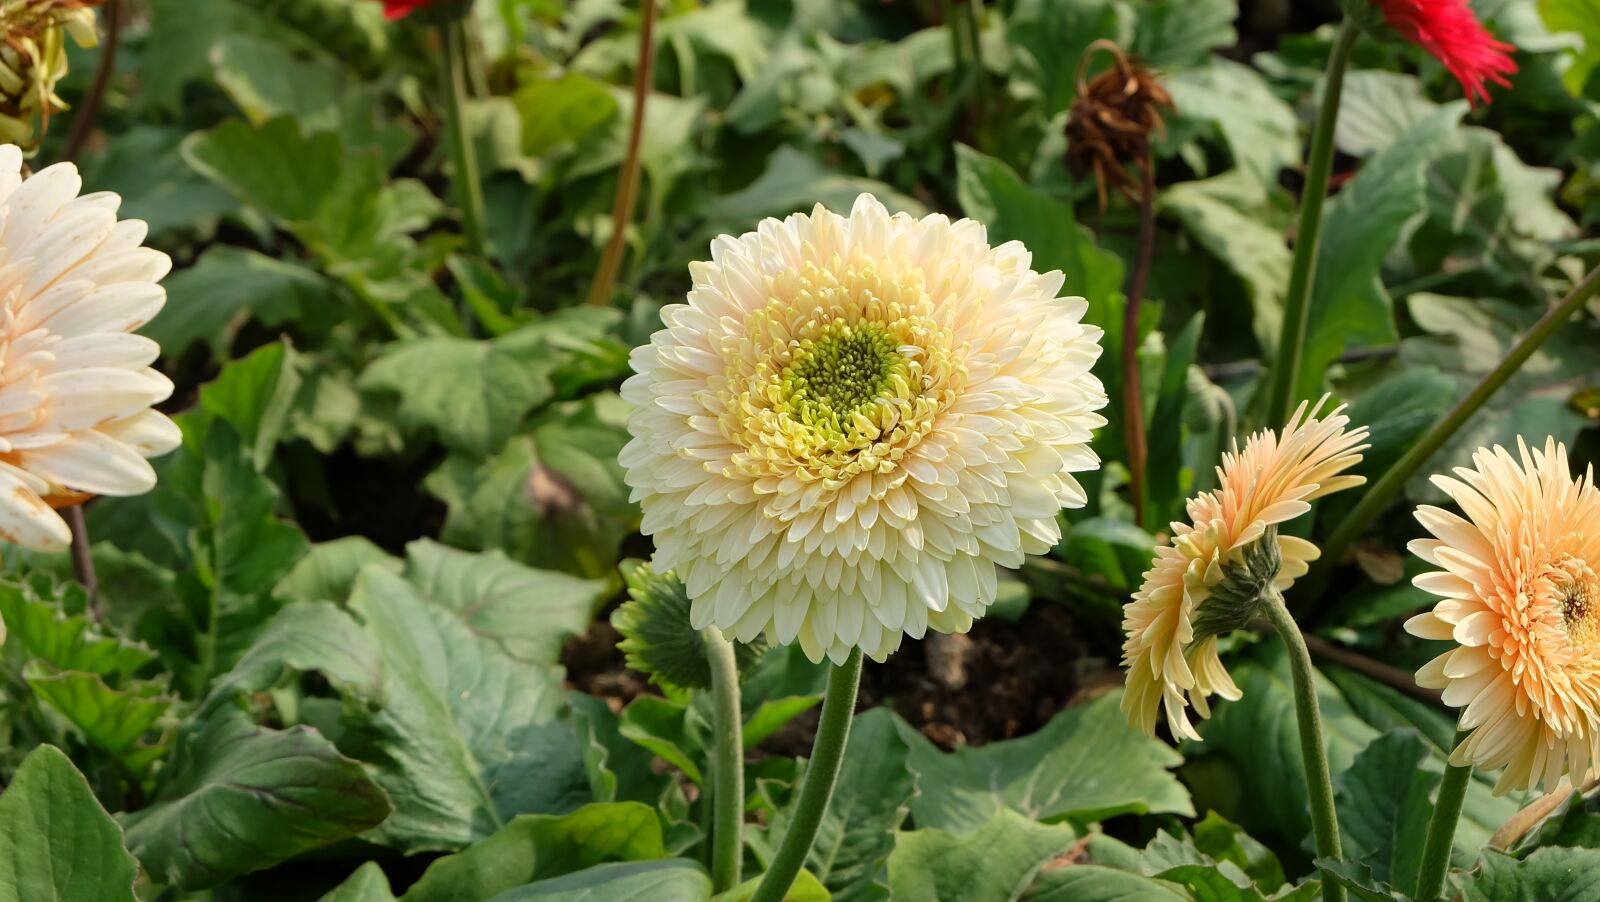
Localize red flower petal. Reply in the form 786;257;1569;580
382;0;436;20
1371;0;1518;106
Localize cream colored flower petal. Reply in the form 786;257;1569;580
99;410;182;458
19;430;157;496
0;468;70;551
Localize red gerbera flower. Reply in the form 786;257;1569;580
381;0;436;20
1371;0;1517;105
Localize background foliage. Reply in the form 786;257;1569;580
4;0;1600;899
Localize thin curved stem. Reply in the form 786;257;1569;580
749;648;863;902
1311;263;1600;595
1262;590;1346;902
438;14;487;259
705;630;745;893
1264;18;1359;426
586;0;657;307
66;504;98;620
62;0;121;163
1123;159;1156;528
1414;731;1472;901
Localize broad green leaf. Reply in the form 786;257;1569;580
275;537;398;605
428;393;637;578
1023;865;1186;901
898;691;1192;833
401;539;610;666
1061;518;1158;594
1333;71;1436;157
1161;175;1291;354
0;745;138;902
0;580;153;679
485;859;711;901
321;862;398;902
1332;730;1436;895
198;341;304;471
515;73;620;156
1164;60;1300;186
759;709;913;901
887;808;1077;902
122;711;391;890
202;600;382;717
1145;313;1204;524
1313;859;1412;902
618;695;706;785
76;125;238;237
570;693;672;807
1006;0;1131;116
345;565;589;851
1295;103;1466;403
401;803;668;902
716;869;830;902
708;146;925;227
24;664;171;776
1539;0;1600;96
184;115;358;229
149;245;333;361
1131;0;1238;70
1458;847;1600;901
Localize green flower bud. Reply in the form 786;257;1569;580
613;561;766;692
1189;526;1284;643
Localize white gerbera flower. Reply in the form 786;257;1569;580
620;194;1107;664
0;145;178;551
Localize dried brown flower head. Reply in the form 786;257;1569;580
1064;40;1174;210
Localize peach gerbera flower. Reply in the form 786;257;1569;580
1122;397;1369;740
1405;438;1600;794
621;194;1107;664
0;145;178;550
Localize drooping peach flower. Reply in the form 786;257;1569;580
1406;438;1600;794
621;194;1107;664
1370;0;1517;106
1122;398;1369;740
0;146;179;550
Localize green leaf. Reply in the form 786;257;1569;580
1332;72;1437;158
1161;174;1291;355
122;711;391;890
1131;0;1238;70
1332;730;1435;896
184;115;358;229
24;664;171;776
1164;60;1300;187
1006;0;1131;116
401;539;609;666
515;73;621;157
345;564;589;851
1312;859;1412;902
618;695;705;785
716;869;830;902
275;536;398;605
0;745;139;902
202;600;382;717
760;709;913;901
1459;847;1600;901
1146;314;1205;524
888;808;1077;902
1061;518;1158;593
148;245;333;361
320;862;398;902
198;341;304;471
401;803;668;902
76;125;238;237
1296;103;1466;402
0;580;154;679
898;691;1192;833
428;393;637;578
1539;0;1600;97
570;693;673;807
708;146;924;227
1023;865;1186;901
484;859;712;901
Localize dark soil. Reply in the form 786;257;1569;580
561;601;1123;753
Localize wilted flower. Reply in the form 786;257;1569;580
1064;40;1174;211
1370;0;1516;106
1122;398;1369;740
0;146;178;550
1406;439;1600;794
0;0;101;147
620;194;1107;664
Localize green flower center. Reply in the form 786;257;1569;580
777;322;906;423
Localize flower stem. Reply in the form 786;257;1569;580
705;629;745;893
1264;18;1359;427
587;0;657;307
62;0;121;163
66;504;98;620
1123;159;1156;528
750;648;863;902
1414;731;1472;901
1312;263;1600;592
438;14;487;259
1263;590;1346;902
